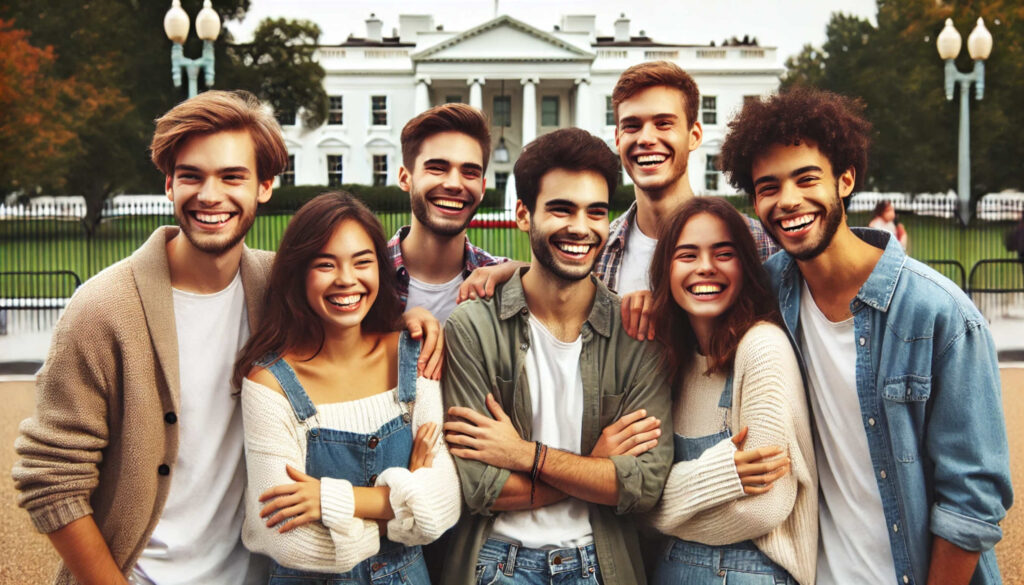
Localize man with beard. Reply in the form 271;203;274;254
719;88;1012;585
391;103;523;324
440;128;672;585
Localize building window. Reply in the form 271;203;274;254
705;154;719;192
275;107;296;126
371;95;388;126
493;95;511;127
373;155;388;187
541;96;559;126
327;155;343;187
445;95;463;104
494;172;509;196
605;96;615;126
280;155;295;186
702;96;717;125
328;96;343;125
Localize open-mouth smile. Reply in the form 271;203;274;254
553;241;596;259
326;293;364;311
189;210;237;226
687;282;726;298
634;153;668;167
778;213;816;233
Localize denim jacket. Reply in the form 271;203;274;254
764;228;1012;585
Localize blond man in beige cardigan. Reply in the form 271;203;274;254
13;91;287;585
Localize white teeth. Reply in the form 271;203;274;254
433;199;465;209
690;283;723;295
781;214;815;230
328;294;361;307
194;212;230;224
556;243;591;255
636;154;667;165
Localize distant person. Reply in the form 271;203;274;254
1005;214;1024;282
234;192;460;583
720;87;1012;585
868;200;908;248
391;103;524;324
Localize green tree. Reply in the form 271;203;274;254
783;0;1024;198
223;18;328;128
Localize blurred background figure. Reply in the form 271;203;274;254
869;200;909;249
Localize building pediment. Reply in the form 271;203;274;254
317;137;349;148
413;15;593;63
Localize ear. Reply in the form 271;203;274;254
481;175;487;192
257;178;274;204
688;120;703;152
165;175;174;202
838;167;855;199
614;126;620;148
398;165;412;193
515;200;531;233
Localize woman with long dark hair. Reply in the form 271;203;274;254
645;197;817;585
233;191;459;584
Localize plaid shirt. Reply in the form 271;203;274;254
387;225;507;308
594;201;780;293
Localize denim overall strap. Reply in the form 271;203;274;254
397;331;420;405
672;375;734;462
255;352;317;422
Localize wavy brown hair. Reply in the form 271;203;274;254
612;61;700;128
649;197;781;382
232;191;402;389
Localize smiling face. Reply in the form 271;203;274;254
517;168;610;283
751;141;854;261
165;129;273;256
399;131;485;237
305;219;381;334
670;212;744;337
614;85;702;199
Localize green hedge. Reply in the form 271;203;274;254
264;184;506;213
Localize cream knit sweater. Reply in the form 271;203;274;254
240;376;460;573
647;322;818;585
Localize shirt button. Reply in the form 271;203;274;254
903;576;909;584
859;337;867;346
893;523;899;533
164;412;177;424
158;464;170;476
402;412;411;423
880;470;887;479
520;343;528;350
868;418;876;426
371;562;384;571
520;307;528;315
552;555;562;565
369;473;378;484
718;570;726;577
368;436;379;449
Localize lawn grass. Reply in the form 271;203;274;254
2;208;1020;298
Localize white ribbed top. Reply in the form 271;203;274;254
647;322;818;585
240;376;460;572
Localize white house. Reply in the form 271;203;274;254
276;12;783;198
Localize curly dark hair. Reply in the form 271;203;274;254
719;87;872;200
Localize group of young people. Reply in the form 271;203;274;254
12;60;1011;585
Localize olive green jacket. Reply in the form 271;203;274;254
441;269;673;585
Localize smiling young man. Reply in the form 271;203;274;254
391;103;522;324
12;91;287;585
719;87;1012;585
599;61;778;300
441;128;672;585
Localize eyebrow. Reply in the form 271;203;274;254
422;158;484;173
312;249;375;260
618;113;677;125
675;241;735;251
753;165;824;187
543;199;610;210
174;164;252;175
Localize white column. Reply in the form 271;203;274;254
414;76;431;114
468;77;484;110
574;77;591;132
521;77;537;146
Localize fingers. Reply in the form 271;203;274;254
443;420;484;439
483;273;497;298
740;461;792;495
259;481;299;503
605;409;648;435
484;393;511;423
422;327;444;380
275;507;318;533
446;405;492;426
734;445;784;465
410;422;439;470
418;320;442;379
736;454;791;483
285;464;311;482
730;426;749;448
625;438;660;457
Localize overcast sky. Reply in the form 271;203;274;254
229;0;879;63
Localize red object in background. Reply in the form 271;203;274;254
469;218;517;229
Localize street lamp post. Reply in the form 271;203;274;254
164;0;222;98
936;17;993;225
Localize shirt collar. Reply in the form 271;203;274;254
497;267;615;337
853;227;905;312
606;201;637;252
389;225;491;274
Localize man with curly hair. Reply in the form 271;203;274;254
719;87;1012;585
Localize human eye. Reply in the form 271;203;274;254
425;164;445;174
656;119;673;129
176;171;201;182
755;184;778;198
588;208;608;219
717;249;736;260
619;122;639;133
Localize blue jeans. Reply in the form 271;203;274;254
651;539;795;585
269;544;428;585
474;539;602;585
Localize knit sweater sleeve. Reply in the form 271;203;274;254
240;380;379;572
374;378;461;545
663;322;809;545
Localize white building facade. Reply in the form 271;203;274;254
277;13;783;198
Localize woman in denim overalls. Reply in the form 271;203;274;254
233;192;461;584
641;198;817;585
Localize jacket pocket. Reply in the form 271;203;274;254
882;375;932;403
600;392;625;427
881;374;931;463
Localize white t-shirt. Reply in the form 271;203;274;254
616;220;658;295
135;271;256;585
406;273;464;325
799;281;897;585
489;316;593;549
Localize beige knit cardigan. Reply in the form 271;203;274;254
12;226;272;585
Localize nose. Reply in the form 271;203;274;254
333;263;357;287
637;122;657;146
441;167;463;192
696;251;716;275
777;181;802;211
566;211;589;236
196;178;222;205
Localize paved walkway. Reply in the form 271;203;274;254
0;370;1022;583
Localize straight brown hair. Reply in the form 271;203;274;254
612;61;700;128
400;103;491;172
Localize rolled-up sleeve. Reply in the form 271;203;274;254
441;313;512;516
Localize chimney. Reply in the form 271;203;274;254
614;13;630;43
366;13;383;42
399;14;434;44
561;14;596;38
